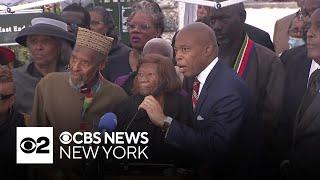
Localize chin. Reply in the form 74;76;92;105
69;76;85;90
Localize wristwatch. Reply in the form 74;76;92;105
162;116;173;133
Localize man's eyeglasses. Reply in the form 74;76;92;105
0;93;14;101
127;23;152;33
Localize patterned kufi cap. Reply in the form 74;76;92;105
76;27;114;56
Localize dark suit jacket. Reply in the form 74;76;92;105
279;45;311;159
165;60;260;178
245;23;275;52
291;93;320;179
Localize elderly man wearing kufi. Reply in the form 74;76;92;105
13;13;75;118
30;28;127;177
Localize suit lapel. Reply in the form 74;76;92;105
298;93;320;131
194;61;220;115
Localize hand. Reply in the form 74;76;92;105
138;95;166;127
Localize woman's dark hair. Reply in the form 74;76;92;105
89;6;116;37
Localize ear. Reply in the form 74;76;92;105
240;10;246;23
98;60;106;71
204;44;214;57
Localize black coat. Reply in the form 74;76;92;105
279;45;311;159
0;109;26;180
245;23;275;52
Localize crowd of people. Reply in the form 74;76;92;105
1;0;320;179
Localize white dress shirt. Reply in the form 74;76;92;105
196;57;219;97
308;60;320;87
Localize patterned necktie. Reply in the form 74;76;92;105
192;78;200;110
298;69;320;119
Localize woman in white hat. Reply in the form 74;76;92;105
13;13;75;117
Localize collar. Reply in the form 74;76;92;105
80;73;99;94
197;57;218;85
309;60;320;79
26;62;44;78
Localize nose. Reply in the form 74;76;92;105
33;42;44;51
70;61;81;72
307;28;313;39
175;49;183;63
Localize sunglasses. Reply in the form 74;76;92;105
0;93;14;101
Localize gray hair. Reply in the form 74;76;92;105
142;38;173;60
128;0;165;35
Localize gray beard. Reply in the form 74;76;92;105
68;73;85;92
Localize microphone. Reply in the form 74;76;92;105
98;112;118;134
125;83;167;131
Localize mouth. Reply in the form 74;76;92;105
177;65;187;73
131;36;141;43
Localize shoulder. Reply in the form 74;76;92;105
101;80;128;97
276;13;296;25
13;63;30;77
37;72;68;87
254;43;280;62
245;24;269;37
210;61;251;94
280;45;308;66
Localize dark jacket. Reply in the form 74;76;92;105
0;109;26;180
165;60;260;178
245;23;275;52
100;41;131;82
279;45;311;159
13;61;66;115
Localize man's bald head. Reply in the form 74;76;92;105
177;22;218;49
142;38;173;60
174;22;219;77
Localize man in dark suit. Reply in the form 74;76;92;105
244;23;275;52
139;22;260;178
279;45;310;161
279;1;320;169
290;9;320;179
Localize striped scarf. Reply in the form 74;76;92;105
233;34;255;78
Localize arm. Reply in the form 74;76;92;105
140;94;248;160
30;82;50;127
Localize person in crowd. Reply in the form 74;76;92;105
205;2;285;178
115;38;177;95
114;54;192;174
89;6;131;80
0;47;15;69
30;27;127;178
0;54;26;180
197;5;211;21
194;3;274;51
13;13;75;118
101;0;165;82
290;8;320;179
287;16;307;50
274;0;305;54
279;0;320;170
61;3;91;34
139;22;260;178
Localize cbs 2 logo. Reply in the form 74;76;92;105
20;137;50;154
